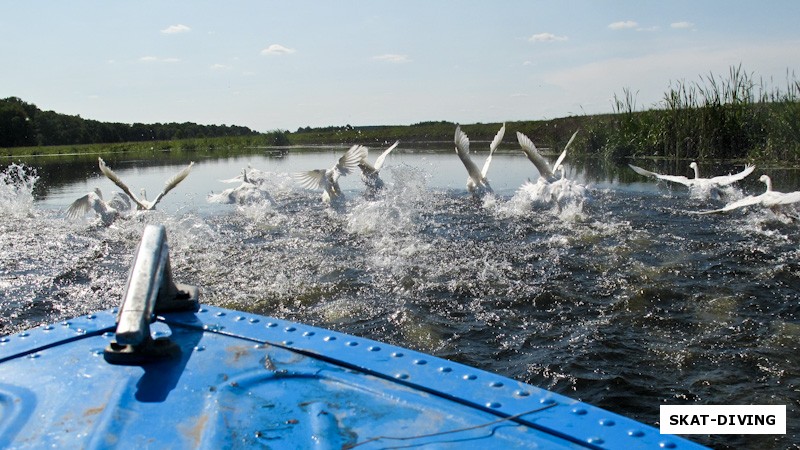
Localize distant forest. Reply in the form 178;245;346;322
0;97;260;147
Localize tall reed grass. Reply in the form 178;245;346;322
588;65;800;163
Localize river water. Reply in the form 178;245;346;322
1;146;798;449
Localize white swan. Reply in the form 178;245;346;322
210;167;276;205
629;161;754;188
98;158;194;210
517;130;578;183
358;141;399;193
696;175;800;214
220;165;270;186
66;187;131;225
293;145;367;203
454;123;505;195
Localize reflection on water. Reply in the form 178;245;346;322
1;148;799;450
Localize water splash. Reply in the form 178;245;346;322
0;163;38;218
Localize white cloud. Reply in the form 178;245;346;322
373;54;411;63
139;56;181;63
608;20;639;30
210;64;232;70
161;24;191;34
671;21;695;29
261;44;296;55
529;32;568;43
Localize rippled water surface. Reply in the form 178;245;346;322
2;148;799;449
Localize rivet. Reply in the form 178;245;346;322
42;325;54;331
198;308;207;313
587;437;604;445
91;349;104;356
234;316;245;321
571;408;587;415
103;332;114;338
463;374;477;380
266;322;278;328
19;332;29;338
303;331;315;337
368;346;381;352
28;353;40;359
283;340;293;346
659;442;677;449
75;328;86;335
285;326;296;332
87;314;96;319
215;312;226;317
540;398;556;405
0;337;9;343
599;419;615;427
489;381;504;388
194;346;206;352
324;336;337;342
395;373;409;380
628;430;645;437
346;341;359;347
413;359;427;365
249;318;260;324
515;390;531;397
391;352;404;358
486;402;502;409
438;367;452;373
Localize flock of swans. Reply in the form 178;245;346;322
66;124;800;225
628;161;800;215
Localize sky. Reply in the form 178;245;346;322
2;1;799;133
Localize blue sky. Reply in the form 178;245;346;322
2;1;799;132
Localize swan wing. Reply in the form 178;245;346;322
707;164;756;186
150;162;194;208
696;194;764;214
628;164;691;185
481;124;505;178
335;145;368;176
66;192;97;219
293;170;327;190
454;126;484;183
517;132;554;180
373;141;399;172
98;158;146;209
552;130;578;173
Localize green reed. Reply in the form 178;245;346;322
588;65;800;163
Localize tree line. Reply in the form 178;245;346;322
0;97;259;148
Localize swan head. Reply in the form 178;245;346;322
689;162;697;169
759;174;772;191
